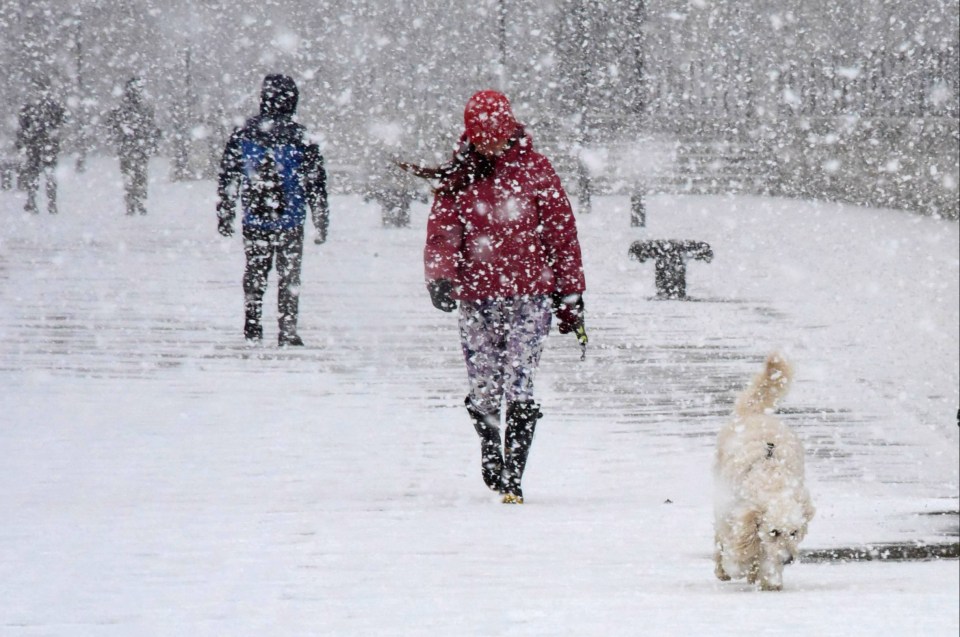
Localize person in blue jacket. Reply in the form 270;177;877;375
216;74;328;346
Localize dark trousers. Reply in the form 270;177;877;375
120;154;148;215
20;158;57;214
242;225;304;338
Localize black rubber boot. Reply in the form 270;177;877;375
466;397;503;492
501;401;542;503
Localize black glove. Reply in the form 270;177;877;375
551;292;584;334
428;279;457;312
217;201;234;237
313;217;327;244
217;216;234;237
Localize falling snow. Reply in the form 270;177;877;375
0;1;958;635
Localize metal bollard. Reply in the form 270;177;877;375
628;239;713;299
630;192;646;227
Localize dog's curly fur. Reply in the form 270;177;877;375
713;353;815;591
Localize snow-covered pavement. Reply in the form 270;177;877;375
1;158;957;635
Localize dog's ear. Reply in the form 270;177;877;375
743;509;761;532
730;509;763;554
802;491;816;521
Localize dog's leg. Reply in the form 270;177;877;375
714;535;731;581
746;560;759;585
760;575;783;591
738;513;761;584
758;546;784;591
714;557;731;581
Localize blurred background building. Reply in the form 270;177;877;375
0;0;957;217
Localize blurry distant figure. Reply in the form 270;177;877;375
15;82;66;214
106;78;160;215
217;74;329;347
363;151;423;227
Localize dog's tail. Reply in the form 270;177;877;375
734;353;793;417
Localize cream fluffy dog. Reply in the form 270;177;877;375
713;354;814;591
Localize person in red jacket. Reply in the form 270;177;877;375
413;90;587;504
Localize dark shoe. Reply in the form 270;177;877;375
278;334;304;347
466;398;503;491
244;323;263;343
500;401;541;501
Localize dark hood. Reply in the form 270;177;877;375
260;74;298;118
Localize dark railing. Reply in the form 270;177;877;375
642;46;959;130
584;47;960;218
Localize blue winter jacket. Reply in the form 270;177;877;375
218;114;315;232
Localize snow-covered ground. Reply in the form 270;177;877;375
1;157;957;636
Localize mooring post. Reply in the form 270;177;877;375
628;239;713;299
630;191;646;227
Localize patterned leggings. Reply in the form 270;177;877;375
459;295;552;416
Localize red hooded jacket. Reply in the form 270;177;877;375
424;132;585;301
